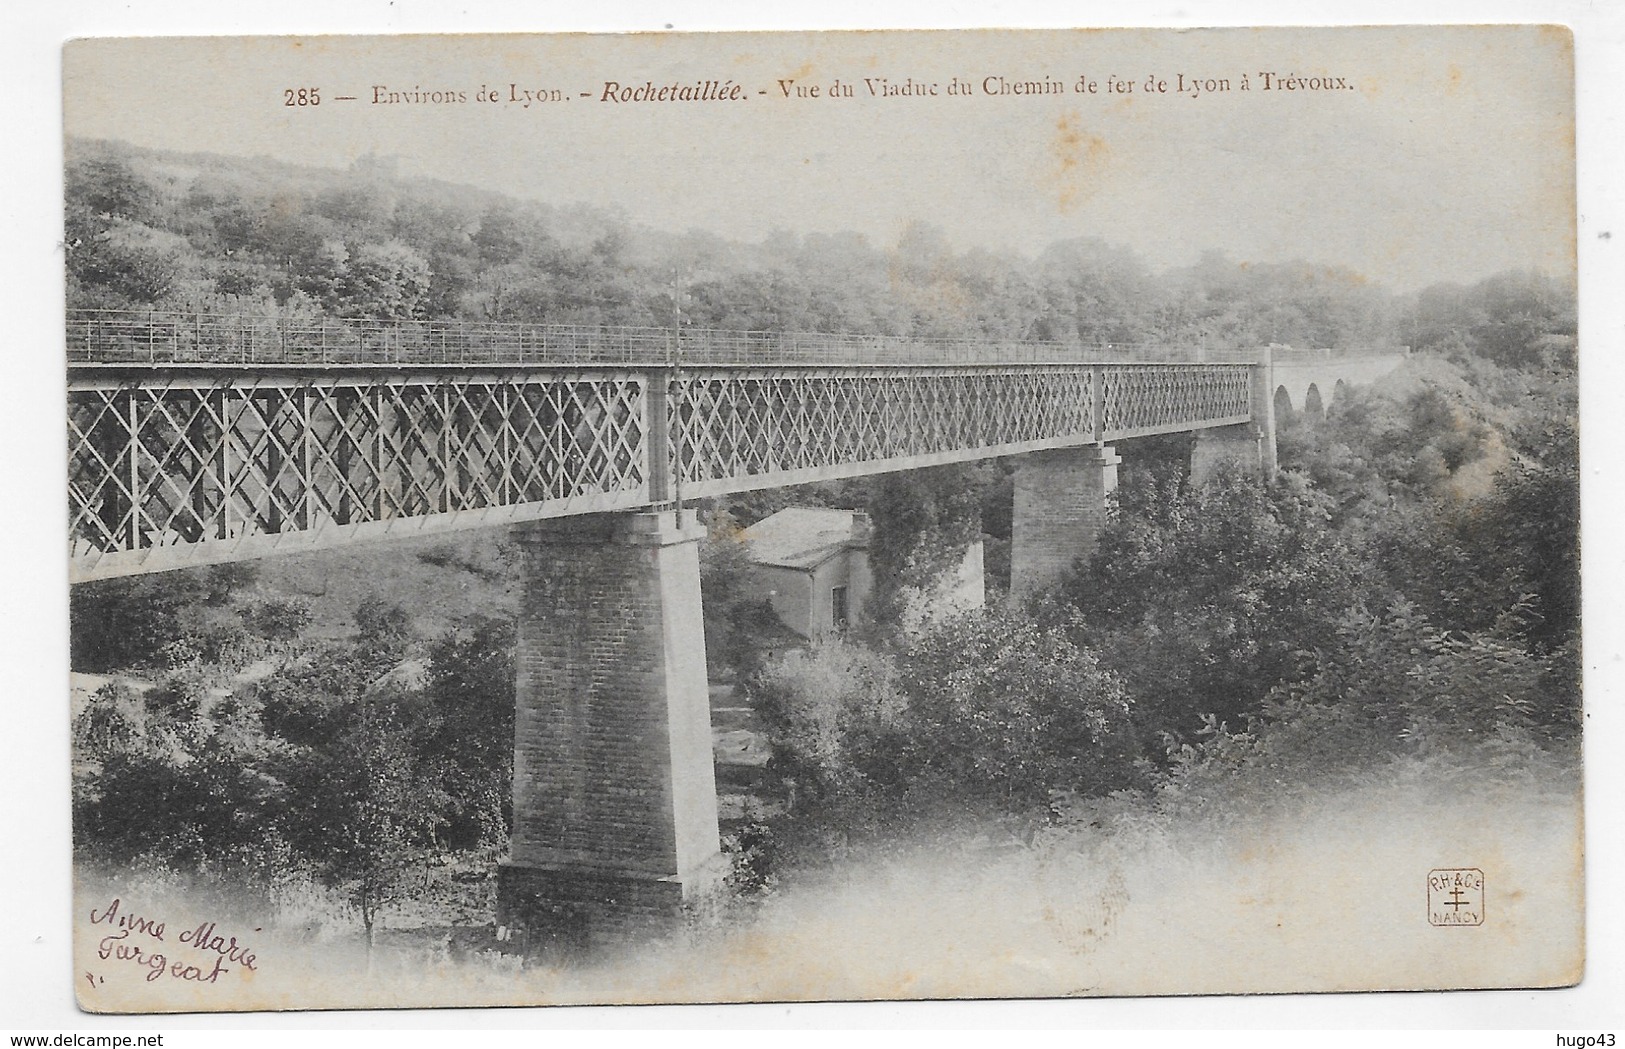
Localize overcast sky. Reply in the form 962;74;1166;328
63;25;1574;292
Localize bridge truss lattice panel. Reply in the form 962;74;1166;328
1098;364;1253;441
68;362;1258;580
669;366;1099;496
68;369;653;579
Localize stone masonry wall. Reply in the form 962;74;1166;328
496;862;688;954
503;510;722;945
1189;423;1263;487
1009;444;1120;600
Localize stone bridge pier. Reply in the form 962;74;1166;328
1193;343;1279;485
496;508;725;951
1190;420;1274;486
1009;349;1279;598
1009;443;1121;601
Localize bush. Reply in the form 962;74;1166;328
241;595;314;642
894;606;1143;811
73;681;144;763
1067;462;1363;741
751;605;1145;823
721;821;781;898
421;617;516;852
750;636;904;802
1146;599;1580;821
74;670;288;872
355;596;414;650
70;573;209;672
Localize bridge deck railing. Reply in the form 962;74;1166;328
65;308;1250;367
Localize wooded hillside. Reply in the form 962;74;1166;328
65;137;1574;359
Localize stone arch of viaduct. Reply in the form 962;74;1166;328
66;313;1406;946
1272;350;1408;420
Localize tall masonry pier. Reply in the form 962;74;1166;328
499;509;724;949
1190;344;1279;486
68;312;1409;947
1008;346;1278;599
1009;444;1122;600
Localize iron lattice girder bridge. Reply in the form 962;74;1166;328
67;312;1264;582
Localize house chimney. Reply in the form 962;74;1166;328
849;511;873;546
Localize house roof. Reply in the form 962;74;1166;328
739;507;866;571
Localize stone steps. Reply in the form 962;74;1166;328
708;682;774;800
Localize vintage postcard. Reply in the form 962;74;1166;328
60;25;1582;1013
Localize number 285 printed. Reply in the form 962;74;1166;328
284;88;320;106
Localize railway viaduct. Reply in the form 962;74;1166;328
66;310;1405;944
1272;347;1410;421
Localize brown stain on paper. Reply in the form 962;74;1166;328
1049;112;1110;214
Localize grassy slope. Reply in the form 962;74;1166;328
241;529;520;639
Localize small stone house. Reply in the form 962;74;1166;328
737;508;875;639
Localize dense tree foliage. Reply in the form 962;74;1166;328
1066;465;1364;738
73;597;516;937
1404;269;1577;369
891;608;1141;808
751;607;1143;831
67;138;1427;354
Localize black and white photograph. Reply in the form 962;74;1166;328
10;6;1620;1027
